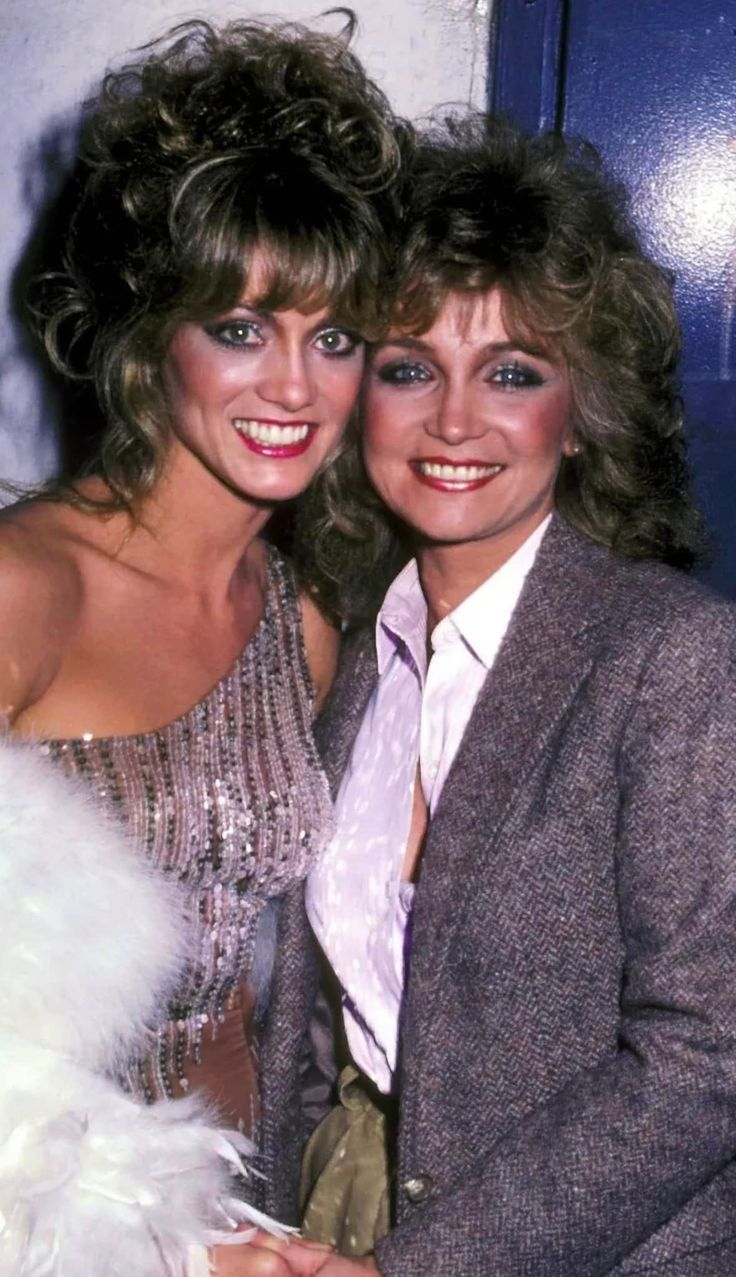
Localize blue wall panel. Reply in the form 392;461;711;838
490;0;568;132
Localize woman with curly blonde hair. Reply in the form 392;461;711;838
0;16;408;1276
279;117;736;1276
297;116;704;625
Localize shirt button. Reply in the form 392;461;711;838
403;1173;433;1203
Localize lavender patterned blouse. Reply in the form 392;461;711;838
307;521;548;1094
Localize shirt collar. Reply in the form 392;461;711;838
375;515;552;676
376;558;427;677
431;515;551;668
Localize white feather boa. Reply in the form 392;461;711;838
0;739;292;1276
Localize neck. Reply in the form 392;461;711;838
83;447;273;602
416;517;549;631
417;545;491;631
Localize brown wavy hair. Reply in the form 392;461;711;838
298;113;705;623
27;14;409;507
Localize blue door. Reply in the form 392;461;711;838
491;0;736;596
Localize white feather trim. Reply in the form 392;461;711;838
0;740;187;1069
0;741;292;1274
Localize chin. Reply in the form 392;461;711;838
410;518;486;547
233;475;314;505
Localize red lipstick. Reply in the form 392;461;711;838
410;456;504;492
234;419;318;459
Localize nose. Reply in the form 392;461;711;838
425;381;485;445
257;341;316;413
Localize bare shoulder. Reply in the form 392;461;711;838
0;501;83;722
299;590;340;711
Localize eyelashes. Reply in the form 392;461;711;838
203;319;361;358
205;319;262;349
488;362;545;389
313;328;362;358
376;361;431;386
373;357;547;389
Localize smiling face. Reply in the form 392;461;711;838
363;288;574;579
162;262;364;508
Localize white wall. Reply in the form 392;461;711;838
0;0;490;483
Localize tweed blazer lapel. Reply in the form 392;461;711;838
314;626;378;801
404;517;614;1029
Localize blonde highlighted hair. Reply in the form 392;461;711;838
28;15;410;508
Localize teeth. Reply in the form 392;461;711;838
418;461;502;481
234;419;310;445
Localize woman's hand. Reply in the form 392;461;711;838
296;1259;379;1276
211;1240;291;1276
211;1233;334;1275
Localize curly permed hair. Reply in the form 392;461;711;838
27;14;409;506
298;113;705;623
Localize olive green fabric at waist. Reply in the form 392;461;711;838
300;1065;394;1257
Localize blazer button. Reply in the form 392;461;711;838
403;1173;433;1203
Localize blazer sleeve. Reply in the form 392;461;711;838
375;605;736;1277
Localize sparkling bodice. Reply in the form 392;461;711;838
42;546;332;1119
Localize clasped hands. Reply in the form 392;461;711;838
213;1231;379;1277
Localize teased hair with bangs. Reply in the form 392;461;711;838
298;113;705;622
28;15;408;507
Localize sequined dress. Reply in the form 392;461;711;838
41;546;332;1136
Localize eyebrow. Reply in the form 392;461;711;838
377;336;553;360
220;303;344;335
221;302;269;321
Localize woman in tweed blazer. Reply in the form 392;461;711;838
256;118;736;1276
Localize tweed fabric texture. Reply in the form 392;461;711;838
261;516;736;1273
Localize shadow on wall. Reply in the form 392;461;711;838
5;108;103;489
